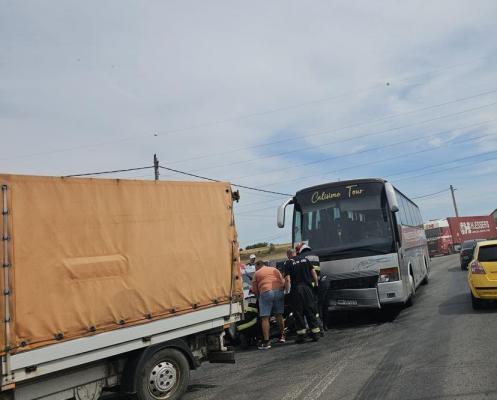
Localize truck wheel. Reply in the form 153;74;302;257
136;348;190;400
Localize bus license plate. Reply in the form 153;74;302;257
337;299;358;306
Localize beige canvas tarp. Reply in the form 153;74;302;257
0;174;242;354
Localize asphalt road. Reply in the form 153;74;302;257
179;254;497;400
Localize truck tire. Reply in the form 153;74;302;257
136;348;190;400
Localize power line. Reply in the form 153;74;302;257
259;129;496;190
157;56;497;144
235;131;495;216
236;134;478;214
65;166;154;178
0;136;144;163
412;188;451;199
235;197;284;210
7;55;497;165
237;203;282;216
392;153;497;183
237;133;484;215
161;87;497;172
238;148;495;216
388;149;497;179
229;100;497;181
236;198;280;207
158;165;292;197
63;163;292;198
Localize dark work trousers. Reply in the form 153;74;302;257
317;279;330;329
290;284;321;336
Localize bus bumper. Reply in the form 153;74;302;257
378;281;406;304
327;288;380;310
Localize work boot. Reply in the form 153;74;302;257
310;333;320;342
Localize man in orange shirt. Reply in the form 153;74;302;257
252;260;285;350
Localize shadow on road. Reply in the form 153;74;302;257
439;292;497;315
187;384;218;393
329;306;402;330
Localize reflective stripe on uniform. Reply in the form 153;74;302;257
296;329;307;335
245;306;258;313
237;318;257;332
311;327;321;334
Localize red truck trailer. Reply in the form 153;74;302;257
447;216;497;248
424;216;497;256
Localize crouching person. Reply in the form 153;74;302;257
252;260;286;350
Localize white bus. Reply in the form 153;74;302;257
277;178;429;310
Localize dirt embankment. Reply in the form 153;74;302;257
240;242;292;264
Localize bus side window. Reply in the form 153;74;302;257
399;195;408;225
406;200;415;226
416;208;423;227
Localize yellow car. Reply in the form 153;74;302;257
468;239;497;309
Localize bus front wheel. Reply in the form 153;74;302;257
405;273;416;307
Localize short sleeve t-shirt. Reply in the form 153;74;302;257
252;266;285;295
284;255;314;287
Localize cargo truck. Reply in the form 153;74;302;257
424;216;497;256
0;174;243;400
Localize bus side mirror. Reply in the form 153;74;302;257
385;182;399;213
277;197;294;228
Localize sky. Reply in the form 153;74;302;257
2;1;497;247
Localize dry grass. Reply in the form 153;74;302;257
240;242;292;264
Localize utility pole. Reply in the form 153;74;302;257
450;185;459;217
153;154;159;181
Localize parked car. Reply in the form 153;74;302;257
468;239;497;309
460;239;485;270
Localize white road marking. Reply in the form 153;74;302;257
280;373;323;400
280;333;371;400
302;352;349;400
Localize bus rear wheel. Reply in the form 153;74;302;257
405;273;416;307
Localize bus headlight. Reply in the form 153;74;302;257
378;267;400;283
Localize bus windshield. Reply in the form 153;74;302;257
293;182;394;255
